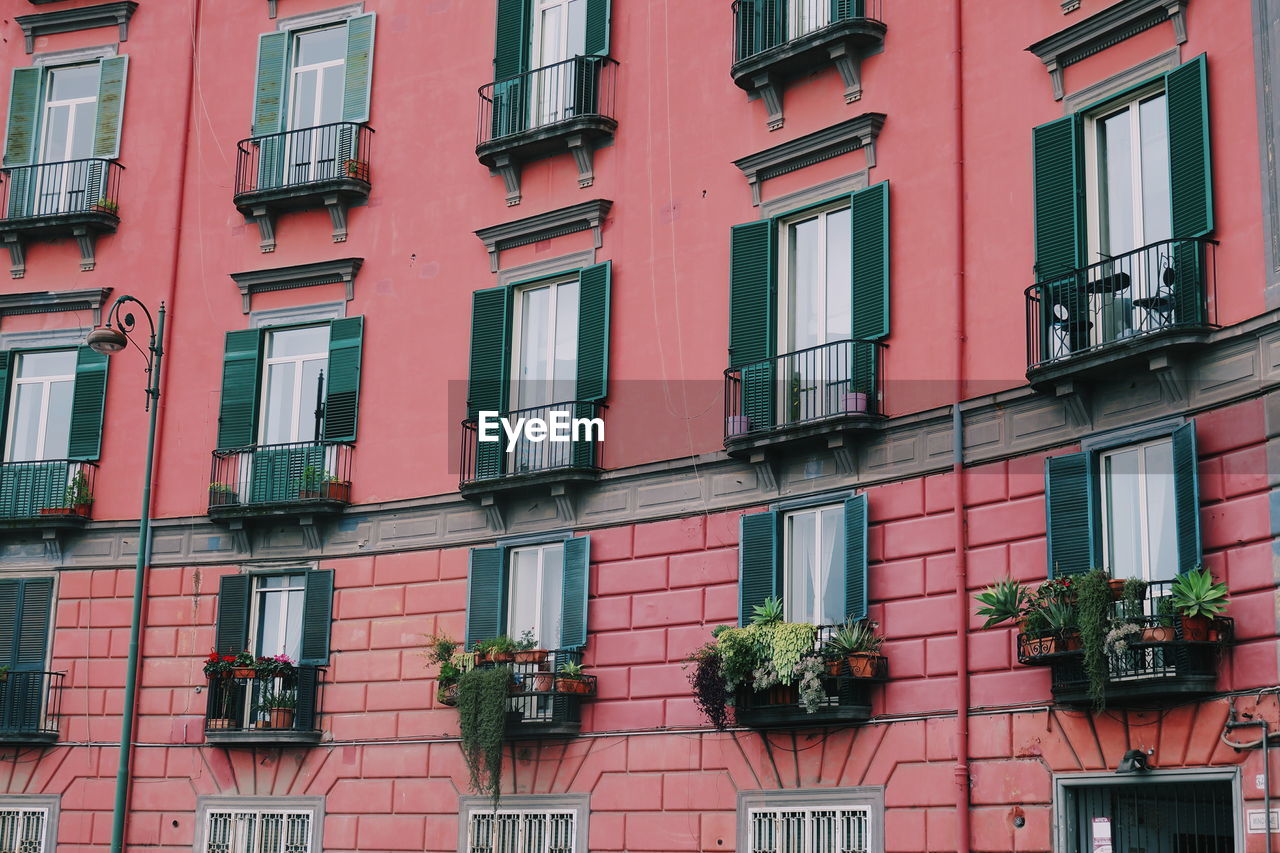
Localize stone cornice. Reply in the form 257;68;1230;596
475;200;612;273
230;258;362;314
15;1;137;54
734;114;885;206
0;287;111;325
1026;0;1188;99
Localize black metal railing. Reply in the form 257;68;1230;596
1025;237;1217;370
0;671;62;739
478;56;619;145
460;401;604;485
235;122;374;197
204;666;324;736
0;460;96;520
733;0;883;62
496;649;595;731
724;339;884;439
209;441;353;510
0;158;123;222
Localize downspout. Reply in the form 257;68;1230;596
109;1;200;849
951;1;971;852
1222;698;1273;853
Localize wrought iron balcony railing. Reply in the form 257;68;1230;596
209;440;353;512
0;158;123;222
478;55;618;145
733;0;883;62
0;671;63;742
1025;237;1217;371
0;460;96;522
460;400;604;487
474;649;594;738
234;121;374;197
204;666;324;742
724;339;884;440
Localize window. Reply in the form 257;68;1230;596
458;795;589;853
1045;422;1199;579
739;495;867;628
0;801;56;853
0;578;54;734
4;351;76;462
1086;89;1171;259
737;789;883;853
252;573;306;662
530;0;587;127
35;65;97;216
259;325;330;446
216;571;332;666
195;798;322;853
467;538;588;652
285;26;346;185
788;0;833;39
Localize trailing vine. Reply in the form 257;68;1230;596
686;644;731;731
1075;569;1113;711
457;666;510;804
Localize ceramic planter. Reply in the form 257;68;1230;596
846;653;881;678
1018;634;1059;659
486;651;515;664
555;677;593;696
437;684;459;706
726;415;750;436
842;392;869;414
513;649;548;665
1141;625;1175;643
531;673;555;692
763;684;799;705
1107;578;1127;600
1179;614;1212;642
231;667;257;679
206;718;234;730
323;481;352;503
268;708;295;729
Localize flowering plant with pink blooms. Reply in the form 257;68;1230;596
254;653;296;679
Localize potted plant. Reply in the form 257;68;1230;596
1027;601;1078;655
1119;577;1147;622
423;634;464;705
1170;566;1229;641
474;636;517;664
299;466;325;500
0;664;10;684
974;578;1031;629
1142;596;1176;643
202;651;236;680
554;661;595;695
321;472;352;503
93;197;119;215
841;380;869;414
230;650;258;679
65;471;93;516
258;687;297;729
512;629;548;665
208;482;238;507
255;653;295;680
343;158;370;181
823;618;884;678
685;642;731;730
457;665;511;804
726;414;750;436
437;662;462;706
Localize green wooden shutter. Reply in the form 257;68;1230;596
1045;451;1098;577
14;578;51;671
92;56;128;159
730;220;775;431
300;569;335;666
851;181;890;341
323;316;363;442
466;546;506;649
0;580;15;667
575;262;611;401
215;574;251;656
253;31;289;137
216;329;263;450
4;67;40;167
1171;421;1202;573
494;0;531;80
560;536;590;649
844;493;869;620
293;663;320;731
1166;54;1213;239
468;287;511;480
342;13;376;124
0;351;11;454
584;0;611;55
1032;115;1085;279
68;347;109;461
739;511;778;625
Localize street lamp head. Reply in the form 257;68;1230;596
86;325;129;355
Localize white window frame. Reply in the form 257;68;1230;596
506;541;565;649
38;64;98;164
776;201;852;356
458;794;589;853
0;796;59;853
194;797;323;853
508;276;579;412
788;0;832;40
4;350;77;463
36;63;99;215
1098;435;1176;584
781;503;844;627
258;325;329;446
737;788;883;853
248;571;308;660
529;0;586;128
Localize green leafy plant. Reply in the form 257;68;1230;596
256;686;296;710
94;197;119;214
1075;569;1113;710
231;650;257;669
794;657;827;714
474;636;517;659
457;666;511;805
685;643;731;731
514;629;538;652
973;578;1030;629
1170;566;1229;618
1120;577;1148;623
824;619;884;657
1040;601;1077;635
1154;596;1175;627
558;661;585;679
750;596;785;625
64;471;93;507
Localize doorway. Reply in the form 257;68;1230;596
1060;775;1237;853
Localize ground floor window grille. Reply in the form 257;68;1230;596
0;809;46;853
749;806;870;853
468;810;576;853
204;811;312;853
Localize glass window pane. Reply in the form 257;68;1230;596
8;384;43;461
539;4;564;64
48;65;98;101
69;100;95;160
552;280;579;401
1100;107;1135;255
17;350;76;378
517;286;552;407
40;104;70;162
1144;440;1177;581
1104;448;1143;579
295;26;347;66
508;548;541;640
261;361;297;444
1139;94;1171;245
540;544;565;648
267;325;329;358
818;506;846;626
299;359;326;441
788;217;821;351
825;208;851;342
320;64;345;125
42;379;74;459
291;68;319;128
567;0;587;56
785;511;817;624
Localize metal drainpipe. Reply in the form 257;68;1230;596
1223;700;1273;853
951;1;972;851
107;1;200;849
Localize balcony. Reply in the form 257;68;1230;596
731;0;886;130
0;158;123;278
233;122;374;252
1017;581;1231;706
0;671;63;745
0;460;96;535
500;650;595;739
204;666;324;746
476;56;618;205
1025;237;1217;394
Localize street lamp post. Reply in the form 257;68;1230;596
87;296;166;853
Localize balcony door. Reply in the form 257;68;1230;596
509;278;579;472
529;0;587;127
777;204;853;423
4;351;75;464
782;504;847;626
35;65;98;216
285;26;346;185
251;326;330;504
788;0;832;39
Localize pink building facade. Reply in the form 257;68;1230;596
0;0;1276;851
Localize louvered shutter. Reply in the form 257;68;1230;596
850;181;890;341
294;664;320;731
1171;421;1202;573
253;31;289;190
1166;55;1213;240
323;316;363;442
92;57;128;159
468;287;511;480
68;347;109;460
300;569;334;666
14;578;51;672
738;511;778;625
5;67;41;219
342;13;376;124
844;494;869;620
466;546;506;649
0;351;10;453
215;574;251;656
1045;451;1098;577
1032;115;1085;280
491;0;532;137
730;220;775;431
216;329;263;450
573;263;610;468
560;536;590;649
584;0;611;55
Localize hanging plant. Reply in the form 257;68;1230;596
1074;569;1113;711
685;643;732;731
457;666;511;804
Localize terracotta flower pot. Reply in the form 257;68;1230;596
231;667;256;679
268;708;295;729
486;651;515;664
206;717;234;730
322;481;352;503
555;677;592;696
513;649;548;665
846;653;881;679
1180;614;1212;642
1107;578;1127;600
437;684;459;706
532;673;555;692
763;684;799;705
824;658;842;677
1063;631;1083;651
1141;625;1175;643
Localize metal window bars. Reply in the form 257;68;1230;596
209;441;353;510
478;56;618;145
0;158;123;221
235;122;374;196
0;460;96;520
733;0;883;62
